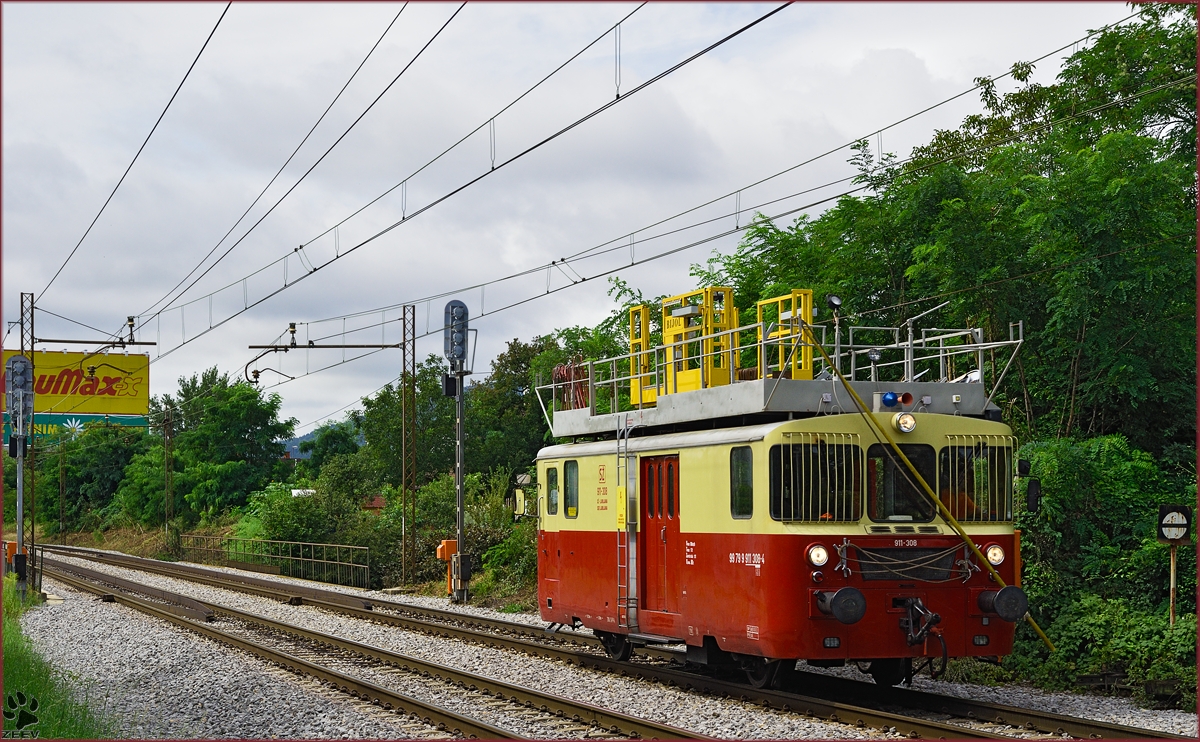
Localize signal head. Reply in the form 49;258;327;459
444;300;470;362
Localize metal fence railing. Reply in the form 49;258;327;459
180;535;370;588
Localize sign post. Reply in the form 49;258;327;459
444;300;470;603
6;354;34;600
1156;505;1192;626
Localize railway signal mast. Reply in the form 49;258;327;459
444;300;471;603
6;352;34;600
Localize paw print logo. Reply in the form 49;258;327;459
3;692;39;730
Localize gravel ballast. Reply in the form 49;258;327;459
31;551;1198;738
24;579;450;739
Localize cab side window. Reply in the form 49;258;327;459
547;467;559;515
565;460;579;518
730;446;753;519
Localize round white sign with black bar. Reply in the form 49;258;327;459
1157;505;1192;545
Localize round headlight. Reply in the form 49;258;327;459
985;544;1005;566
807;544;829;567
892;412;916;433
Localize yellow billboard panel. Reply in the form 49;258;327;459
2;349;150;416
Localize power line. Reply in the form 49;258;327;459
298;5;1143;321
143;2;794;363
300;2;648;250
39;7;1141;357
160;4;1140;343
121;2;648;343
38;2;232;302
262;71;1195;426
32;308;123;340
299;66;1190;345
143;2;466;323
138;3;411;319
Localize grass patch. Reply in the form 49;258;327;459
3;576;115;738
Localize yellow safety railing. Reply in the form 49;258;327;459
660;286;737;395
629;304;656;406
756;289;814;381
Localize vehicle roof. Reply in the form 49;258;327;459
536;421;788;460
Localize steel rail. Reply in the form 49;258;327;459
42;565;513;739
784;670;1195;741
42;547;1003;740
45;545;1191;740
43;560;709;740
42;555;214;622
40;544;666;653
199;599;711;740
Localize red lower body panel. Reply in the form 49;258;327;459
539;530;1017;661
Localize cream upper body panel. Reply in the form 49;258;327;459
536;413;1015;535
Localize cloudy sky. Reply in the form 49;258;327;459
3;2;1133;433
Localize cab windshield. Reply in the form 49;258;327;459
867;443;936;522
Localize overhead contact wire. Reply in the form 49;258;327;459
39;2;232;302
139;3;411;319
146;2;792;363
149;2;466;321
300;70;1192;342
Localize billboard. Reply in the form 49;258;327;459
1;349;150;416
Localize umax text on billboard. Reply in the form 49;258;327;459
1;349;150;416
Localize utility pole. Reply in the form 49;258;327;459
21;293;36;595
400;305;416;584
59;443;65;545
7;295;35;599
163;406;174;538
246;321;419;577
444;301;470;603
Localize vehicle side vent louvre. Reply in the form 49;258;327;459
893;526;917;534
868;526;891;533
918;526;941;534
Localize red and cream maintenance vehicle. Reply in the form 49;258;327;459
526;287;1031;687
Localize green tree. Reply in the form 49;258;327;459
468;337;557;474
157;368;296;519
297;420;359;480
361;354;456;485
36;424;151;532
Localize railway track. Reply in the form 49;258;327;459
41;558;707;740
41;544;1190;740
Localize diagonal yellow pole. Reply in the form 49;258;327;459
800;322;1056;651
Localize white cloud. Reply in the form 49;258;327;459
3;2;1134;429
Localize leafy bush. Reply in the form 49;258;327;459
1017;436;1196;615
1008;436;1196;708
1007;596;1196;710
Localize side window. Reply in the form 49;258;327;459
547;467;559;515
647;464;657;520
657;462;664;517
730;446;753;519
565;460;579;518
938;445;1012;522
667;462;675;518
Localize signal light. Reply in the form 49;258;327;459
881;391;914;408
443;300;469;363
